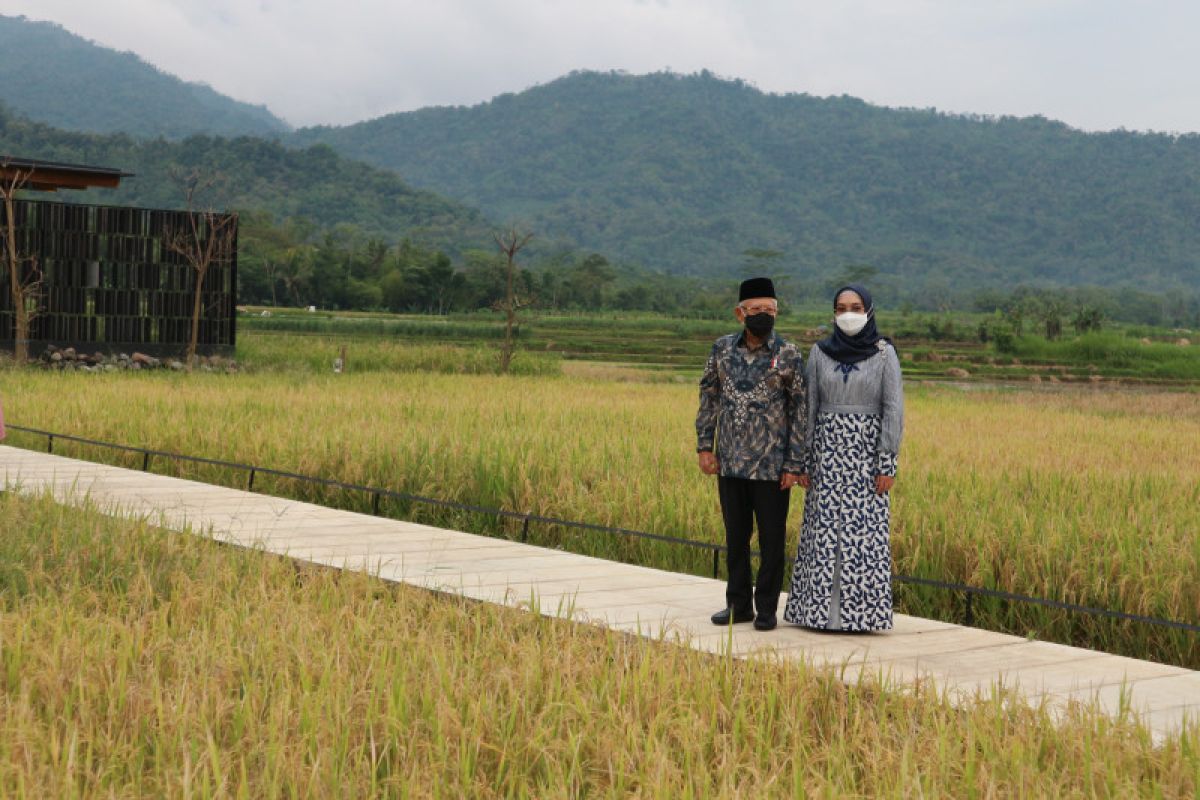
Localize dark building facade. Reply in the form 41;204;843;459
1;196;237;356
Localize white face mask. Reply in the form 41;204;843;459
835;311;870;336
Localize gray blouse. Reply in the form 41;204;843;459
804;342;904;476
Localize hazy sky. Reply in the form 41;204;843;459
4;0;1197;132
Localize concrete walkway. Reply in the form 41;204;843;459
3;444;1196;740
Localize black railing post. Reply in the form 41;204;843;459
965;591;975;627
247;468;256;492
46;434;53;454
712;548;720;579
142;451;151;471
372;491;382;516
520;514;531;543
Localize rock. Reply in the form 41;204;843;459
50;351;63;362
131;352;154;365
946;367;970;378
167;360;185;371
62;347;76;359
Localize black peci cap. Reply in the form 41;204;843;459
738;277;776;302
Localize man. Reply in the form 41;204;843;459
696;277;806;631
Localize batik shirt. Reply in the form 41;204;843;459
695;331;807;480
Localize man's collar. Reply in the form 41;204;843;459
735;329;781;352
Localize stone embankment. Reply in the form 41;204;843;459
37;345;238;372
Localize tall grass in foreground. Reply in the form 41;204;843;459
0;492;1195;797
2;361;1198;666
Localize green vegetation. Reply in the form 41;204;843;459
3;338;1198;667
0;107;496;260
0;15;288;138
0;491;1195;796
1000;333;1200;381
293;70;1200;307
236;308;1200;384
237;332;560;375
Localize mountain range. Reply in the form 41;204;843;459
293;70;1200;297
0;15;288;139
4;13;1200;303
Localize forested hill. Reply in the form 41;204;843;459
292;70;1200;298
0;15;289;139
0;108;494;256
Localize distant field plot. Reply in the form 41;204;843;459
0;492;1194;796
238;308;1200;383
3;338;1198;667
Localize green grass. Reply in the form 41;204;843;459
235;333;561;375
1004;332;1200;380
0;491;1195;796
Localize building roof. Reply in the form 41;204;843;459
0;156;133;192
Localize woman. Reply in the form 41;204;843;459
783;284;903;632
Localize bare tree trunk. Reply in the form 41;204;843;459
494;228;534;374
164;169;235;372
1;173;39;364
188;266;206;368
500;248;517;373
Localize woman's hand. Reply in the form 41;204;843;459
797;474;811;490
875;475;894;495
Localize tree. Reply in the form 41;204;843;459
494;228;534;374
568;254;616;308
741;248;784;278
0;160;42;363
163;168;237;369
1035;299;1067;341
1072;306;1105;335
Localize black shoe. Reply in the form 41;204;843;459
753;613;777;631
711;607;755;625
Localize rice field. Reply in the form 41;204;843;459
2;338;1198;666
0;491;1195;797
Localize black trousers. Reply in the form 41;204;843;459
717;476;790;616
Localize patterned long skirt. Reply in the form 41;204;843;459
783;413;894;631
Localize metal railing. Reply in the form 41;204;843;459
4;423;1198;639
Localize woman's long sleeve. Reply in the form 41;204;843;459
876;347;904;477
801;352;819;474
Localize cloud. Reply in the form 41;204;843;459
3;0;1199;132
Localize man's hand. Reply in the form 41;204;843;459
875;475;895;495
780;472;802;490
698;451;720;476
